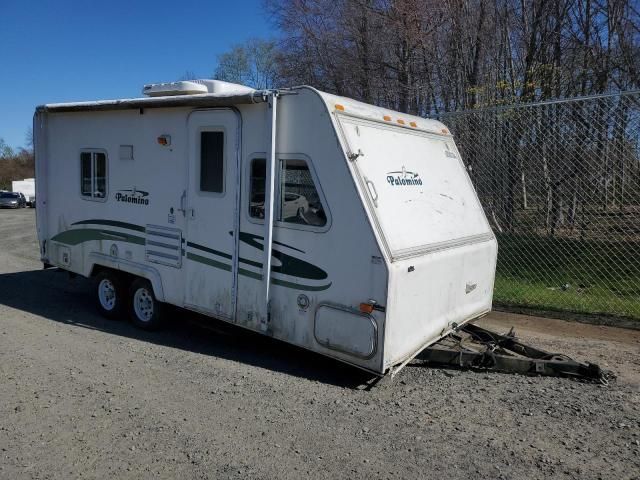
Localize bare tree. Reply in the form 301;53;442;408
203;0;640;127
177;71;198;81
214;38;281;89
0;137;14;158
24;127;33;152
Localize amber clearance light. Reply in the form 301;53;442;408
359;303;374;314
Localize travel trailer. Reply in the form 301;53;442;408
34;80;497;375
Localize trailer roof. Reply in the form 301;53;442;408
36;91;268;113
316;90;450;136
35;85;450;134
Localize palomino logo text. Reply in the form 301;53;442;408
115;189;149;206
386;167;423;186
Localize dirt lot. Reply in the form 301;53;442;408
1;208;638;479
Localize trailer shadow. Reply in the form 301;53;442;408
0;268;376;389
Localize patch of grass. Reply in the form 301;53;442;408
494;234;640;320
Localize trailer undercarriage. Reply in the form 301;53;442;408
406;323;609;383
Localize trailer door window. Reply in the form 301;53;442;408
80;151;107;199
248;158;327;227
200;131;224;193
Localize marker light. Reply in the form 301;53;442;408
359;303;374;314
335;104;345;111
441;128;449;135
157;134;171;146
397;119;405;125
410;121;417;127
383;115;391;121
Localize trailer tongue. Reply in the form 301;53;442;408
407;323;608;383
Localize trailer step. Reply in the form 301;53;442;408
413;323;610;383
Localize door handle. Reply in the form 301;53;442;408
178;190;187;217
365;177;378;207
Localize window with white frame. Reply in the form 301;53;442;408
80;151;107;199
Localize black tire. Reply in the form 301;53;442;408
128;278;164;330
94;270;127;320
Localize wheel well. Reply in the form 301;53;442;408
90;265;135;283
86;254;166;303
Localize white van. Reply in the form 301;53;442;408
34;80;497;374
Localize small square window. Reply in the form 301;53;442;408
119;145;134;160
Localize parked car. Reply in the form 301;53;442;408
249;192;310;222
0;192;27;208
281;193;310;221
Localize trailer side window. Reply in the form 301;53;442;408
248;158;327;227
80;151;107;199
280;159;326;227
200;131;224;193
249;158;266;219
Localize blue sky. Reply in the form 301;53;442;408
0;0;273;149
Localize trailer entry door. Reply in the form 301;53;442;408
338;116;492;260
184;109;240;319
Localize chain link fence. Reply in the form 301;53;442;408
437;91;640;320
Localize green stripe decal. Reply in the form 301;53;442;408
187;242;232;260
271;278;332;291
238;232;328;280
187;259;331;291
186;252;232;272
188;241;261;269
52;220;332;291
238;267;262;280
51;229;145;246
71;219;146;232
236;267;331;291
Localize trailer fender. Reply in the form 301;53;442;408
87;252;166;302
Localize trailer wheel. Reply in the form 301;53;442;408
95;270;127;320
128;278;164;330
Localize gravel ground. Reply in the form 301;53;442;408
1;208;638;480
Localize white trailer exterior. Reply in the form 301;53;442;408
12;178;36;206
34;80;497;374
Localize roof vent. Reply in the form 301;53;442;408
142;81;208;97
192;79;256;95
142;79;255;97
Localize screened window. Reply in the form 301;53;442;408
249;158;327;227
200;131;224;193
80;151;107;199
